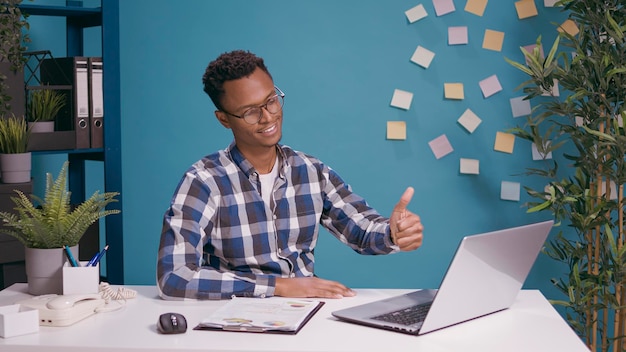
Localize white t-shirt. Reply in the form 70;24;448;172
258;157;279;206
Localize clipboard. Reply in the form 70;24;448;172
193;297;325;335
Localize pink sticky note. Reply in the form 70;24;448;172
433;0;455;16
479;74;502;98
448;26;468;45
428;134;454;159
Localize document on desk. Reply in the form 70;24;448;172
194;297;324;334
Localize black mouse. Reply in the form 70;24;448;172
157;312;188;334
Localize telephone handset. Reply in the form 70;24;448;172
18;293;106;326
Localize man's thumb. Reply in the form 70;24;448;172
394;187;414;211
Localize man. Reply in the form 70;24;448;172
157;50;424;300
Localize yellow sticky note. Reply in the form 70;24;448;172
387;121;406;140
558;19;579;36
515;0;538;19
444;83;464;100
482;29;504;52
494;132;515;153
465;0;487;16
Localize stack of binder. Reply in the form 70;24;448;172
36;56;104;150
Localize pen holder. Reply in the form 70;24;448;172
62;261;100;295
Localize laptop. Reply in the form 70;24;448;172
331;220;554;335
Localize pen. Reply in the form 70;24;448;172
63;245;79;267
87;245;109;267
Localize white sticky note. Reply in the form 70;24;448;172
458;108;481;133
405;4;428;23
544;0;560;6
410;46;436;68
531;142;553;160
428;134;454;159
448;26;468;45
575;116;584;126
510;96;531;118
541;78;560;97
460;158;479;174
501;181;521;201
433;0;455;16
479;74;502;98
390;89;414;110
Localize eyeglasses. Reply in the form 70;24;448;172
222;86;285;125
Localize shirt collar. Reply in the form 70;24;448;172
226;141;287;178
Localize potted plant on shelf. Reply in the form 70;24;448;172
504;0;626;351
26;88;66;132
0;161;120;294
0;114;31;183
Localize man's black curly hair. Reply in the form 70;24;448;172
202;50;272;111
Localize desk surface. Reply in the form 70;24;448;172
0;284;589;352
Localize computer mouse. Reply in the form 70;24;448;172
157;312;187;334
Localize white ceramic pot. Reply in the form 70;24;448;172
0;152;32;184
28;121;54;133
24;245;78;295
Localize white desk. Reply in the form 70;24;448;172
0;284;589;352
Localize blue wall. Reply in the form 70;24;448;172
30;0;570;300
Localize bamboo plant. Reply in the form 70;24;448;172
0;161;120;249
504;1;626;351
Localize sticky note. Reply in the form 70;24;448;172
515;0;538;19
532;142;553;160
429;134;454;159
465;0;487;16
510;96;531;118
523;43;544;59
460;158;480;174
479;74;502;98
575;116;584;126
602;180;618;200
558;19;579;36
501;181;521;201
544;0;560;6
410;46;436;68
390;89;413;110
405;4;428;23
444;83;464;100
541;78;560;97
458;108;481;133
433;0;455;16
448;26;468;45
482;29;505;52
387;121;407;140
494;132;515;153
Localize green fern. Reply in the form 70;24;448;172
0;161;120;248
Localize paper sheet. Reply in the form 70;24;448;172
482;29;504;52
501;181;521;201
387;121;407;140
444;83;464;100
465;0;488;16
494;132;515;153
390;89;414;110
411;46;436;68
405;4;428;23
448;26;469;45
458;108;481;133
460;158;480;174
429;134;454;159
479;74;502;98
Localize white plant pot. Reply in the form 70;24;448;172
28;121;54;133
25;245;78;295
0;152;31;184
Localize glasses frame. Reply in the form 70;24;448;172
221;86;285;125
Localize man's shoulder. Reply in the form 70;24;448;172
279;144;322;164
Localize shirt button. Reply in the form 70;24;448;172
290;273;295;278
273;215;277;220
260;294;266;298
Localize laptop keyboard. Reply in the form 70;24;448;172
371;302;432;326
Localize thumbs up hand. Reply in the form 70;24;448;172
389;187;424;251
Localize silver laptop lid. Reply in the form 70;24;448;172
419;220;553;334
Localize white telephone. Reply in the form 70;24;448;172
17;293;106;327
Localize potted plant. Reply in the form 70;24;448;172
504;0;626;351
0;161;120;294
0;0;30;118
26;88;66;132
0;114;31;183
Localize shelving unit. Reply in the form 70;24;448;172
18;0;124;284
